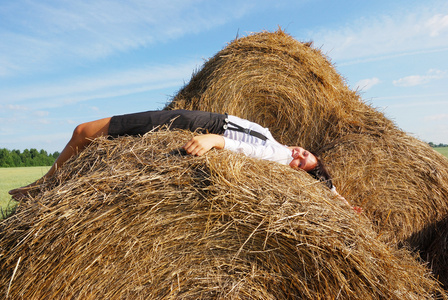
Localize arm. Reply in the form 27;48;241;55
183;134;225;156
331;186;362;214
331;187;350;206
184;134;291;165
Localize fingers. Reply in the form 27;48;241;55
184;143;204;156
183;134;224;156
183;137;208;156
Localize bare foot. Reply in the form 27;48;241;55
8;179;45;201
352;206;363;214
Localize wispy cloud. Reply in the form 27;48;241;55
309;3;448;62
0;0;256;77
393;69;447;87
425;113;448;121
354;77;380;91
335;47;448;67
2;61;198;108
0;104;29;111
33;111;50;117
426;14;448;37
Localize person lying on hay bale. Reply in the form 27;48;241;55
10;109;353;208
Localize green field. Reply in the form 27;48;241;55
0;166;50;213
434;146;448;158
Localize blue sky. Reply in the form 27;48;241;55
1;0;447;153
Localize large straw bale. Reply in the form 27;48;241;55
416;216;448;288
0;131;445;299
167;30;448;278
320;132;448;244
167;30;393;151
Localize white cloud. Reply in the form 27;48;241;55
37;119;51;125
354;77;380;91
393;69;446;87
2;61;198;108
34;111;50;117
0;0;256;77
393;75;428;87
425;113;448;121
0;104;28;111
309;4;448;62
426;14;448;37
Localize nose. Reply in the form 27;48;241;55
291;148;302;158
295;149;305;159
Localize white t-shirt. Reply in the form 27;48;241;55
222;115;293;166
222;116;339;195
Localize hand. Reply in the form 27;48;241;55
331;189;350;206
183;134;225;156
331;189;362;214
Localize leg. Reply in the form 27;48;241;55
45;117;112;177
108;110;227;136
9;117;111;200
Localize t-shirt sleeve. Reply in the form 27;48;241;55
223;137;292;165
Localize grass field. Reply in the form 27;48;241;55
0;166;50;213
435;146;448;158
1;147;447;213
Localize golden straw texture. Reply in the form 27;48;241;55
168;30;448;285
0;131;445;299
2;29;448;298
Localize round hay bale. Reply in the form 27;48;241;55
167;30;393;151
166;30;448;276
414;216;448;288
320;131;448;245
0;131;445;299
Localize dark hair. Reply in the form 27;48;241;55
306;156;334;190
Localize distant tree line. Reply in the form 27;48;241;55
0;148;60;167
428;142;448;148
1;142;445;167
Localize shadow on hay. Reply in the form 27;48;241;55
408;216;448;288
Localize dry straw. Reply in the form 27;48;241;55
0;131;445;299
168;30;448;285
1;29;448;298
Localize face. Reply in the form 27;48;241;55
288;147;318;171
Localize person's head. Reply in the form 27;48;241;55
288;147;333;189
288;147;317;171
